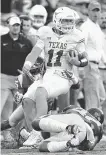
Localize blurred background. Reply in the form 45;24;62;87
1;0;106;25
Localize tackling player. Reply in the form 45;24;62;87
1;104;103;152
22;106;104;152
1;105;103;152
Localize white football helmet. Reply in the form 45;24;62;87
53;7;76;34
29;5;48;29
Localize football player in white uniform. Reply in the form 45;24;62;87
22;6;88;118
1;105;103;152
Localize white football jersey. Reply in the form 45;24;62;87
36;26;85;71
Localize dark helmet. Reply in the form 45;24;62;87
88;108;104;124
30;57;45;75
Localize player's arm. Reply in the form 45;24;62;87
23;39;44;71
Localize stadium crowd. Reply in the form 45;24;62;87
1;0;106;152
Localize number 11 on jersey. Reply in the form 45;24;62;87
47;49;63;66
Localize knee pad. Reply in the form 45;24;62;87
32;119;41;131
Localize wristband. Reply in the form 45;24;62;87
79;58;88;67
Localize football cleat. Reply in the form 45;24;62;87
20;129;43;148
19;127;30;141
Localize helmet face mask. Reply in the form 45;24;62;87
88;108;104;124
57;18;75;34
53;7;76;34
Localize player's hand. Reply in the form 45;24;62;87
68;49;78;57
66;49;80;66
